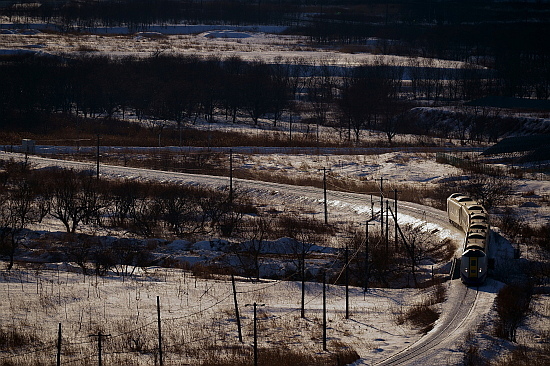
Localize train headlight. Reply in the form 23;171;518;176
464;268;468;272
479;268;483;273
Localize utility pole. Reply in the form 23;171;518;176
394;189;399;251
345;242;349;319
96;134;100;180
301;246;306;318
323;167;328;224
229;148;233;205
364;220;374;293
385;200;390;255
89;332;110;366
231;275;243;343
379;177;386;238
370;194;374;218
322;271;327;351
246;302;265;366
57;323;61;366
157;296;163;366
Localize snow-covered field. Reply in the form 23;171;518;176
0;23;468;70
0;263;460;365
1;20;549;366
1;148;548;365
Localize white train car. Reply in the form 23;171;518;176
447;193;490;285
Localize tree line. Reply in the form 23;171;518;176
0;159;455;287
0;160;254;269
1;53;517;144
4;0;549;78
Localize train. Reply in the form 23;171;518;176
447;193;490;285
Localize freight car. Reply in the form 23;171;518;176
447;193;490;285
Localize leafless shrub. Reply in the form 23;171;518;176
454;173;514;210
424;237;457;264
275;213;335;238
463;343;488;366
494;284;532;342
493;207;525;239
0;326;40;350
423;281;447;305
491;343;550;366
393;283;445;334
200;346;360;366
191;262;236;279
404;303;439;334
76;44;98;52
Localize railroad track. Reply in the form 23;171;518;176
373;284;479;366
2;152;485;364
2;152;450;224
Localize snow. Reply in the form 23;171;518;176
0;265;438;365
2;148;544;363
0;23;470;69
0;20;548;364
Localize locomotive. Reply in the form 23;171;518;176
447;193;490;285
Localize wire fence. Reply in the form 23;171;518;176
0;261;382;366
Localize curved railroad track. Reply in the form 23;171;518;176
373;284;479;366
1;152;494;365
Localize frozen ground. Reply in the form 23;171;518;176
0;265;448;365
1;150;548;364
0;23;468;70
1;20;548;365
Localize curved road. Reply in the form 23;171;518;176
1;152;497;365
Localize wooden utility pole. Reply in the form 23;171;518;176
246;302;265;366
385;200;390;255
379;177;386;238
231;275;243;343
56;323;61;366
370;194;374;218
157;296;163;366
229;148;233;205
345;242;349;319
253;303;259;366
364;220;374;293
301;248;306;318
322;272;327;351
389;207;418;286
394;189;400;251
96;134;100;180
89;332;110;366
323;167;328;224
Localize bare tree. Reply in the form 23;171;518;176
235;215;272;281
458;173;514;209
46;169;106;233
0;162;46;269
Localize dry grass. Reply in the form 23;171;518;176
0;267;365;366
394;282;446;334
200;346;360;366
491;343;550;366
